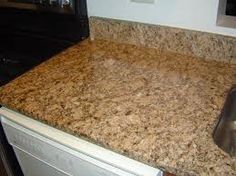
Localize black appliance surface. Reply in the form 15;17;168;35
0;2;89;175
0;32;73;86
0;4;89;86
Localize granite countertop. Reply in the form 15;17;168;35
1;39;236;176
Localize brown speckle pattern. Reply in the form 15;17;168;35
1;40;236;176
89;17;236;63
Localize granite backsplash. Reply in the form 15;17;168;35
89;17;236;63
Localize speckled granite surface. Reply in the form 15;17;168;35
1;39;236;176
89;17;236;63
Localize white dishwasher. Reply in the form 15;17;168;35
0;107;163;176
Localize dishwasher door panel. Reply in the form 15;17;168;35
13;147;70;176
1;118;131;176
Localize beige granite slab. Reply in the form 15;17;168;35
89;17;236;64
1;39;236;176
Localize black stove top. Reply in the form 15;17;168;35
0;32;73;86
0;51;41;85
0;6;89;86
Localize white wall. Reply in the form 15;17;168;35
87;0;236;37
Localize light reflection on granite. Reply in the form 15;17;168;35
89;17;236;64
1;40;236;175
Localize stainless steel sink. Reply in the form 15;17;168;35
213;87;236;157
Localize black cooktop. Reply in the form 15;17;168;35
0;31;73;86
0;7;89;86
